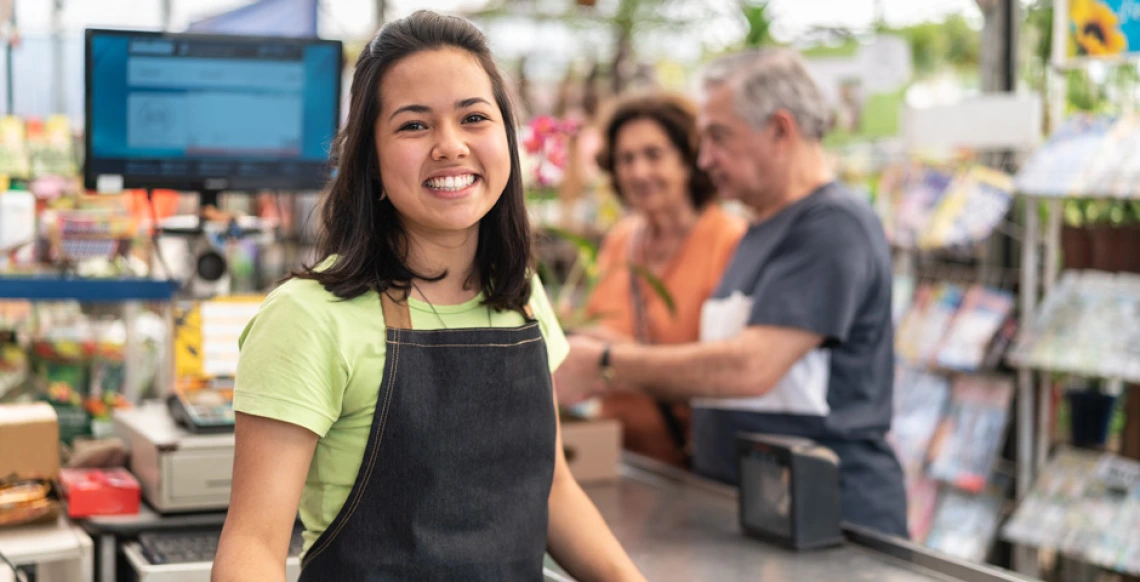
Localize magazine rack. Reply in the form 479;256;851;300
1003;0;1140;575
874;62;1043;566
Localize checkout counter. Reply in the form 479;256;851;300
573;456;1029;582
81;403;1033;582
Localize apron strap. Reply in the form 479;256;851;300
381;287;535;327
381;290;413;330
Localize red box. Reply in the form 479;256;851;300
58;468;141;518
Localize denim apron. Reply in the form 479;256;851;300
298;291;557;581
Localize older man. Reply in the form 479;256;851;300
557;49;908;538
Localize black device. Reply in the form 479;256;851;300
736;433;843;551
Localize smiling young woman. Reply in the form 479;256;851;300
211;10;643;582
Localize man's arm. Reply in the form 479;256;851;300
557;325;822;403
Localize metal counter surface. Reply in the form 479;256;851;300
571;456;1030;582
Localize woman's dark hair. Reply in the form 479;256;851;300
595;92;716;209
294;10;532;310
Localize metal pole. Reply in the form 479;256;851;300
1035;198;1062;477
1014;199;1040;576
1017;200;1039;493
1050;0;1069;134
1043;199;1062;301
160;0;173;32
122;301;140;403
1012;2;1070;574
51;0;64;114
5;0;15;115
375;0;386;28
1003;0;1015;91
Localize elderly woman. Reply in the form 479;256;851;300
566;92;745;467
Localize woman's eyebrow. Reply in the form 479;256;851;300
388;97;492;121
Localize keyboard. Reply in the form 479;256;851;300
138;526;304;565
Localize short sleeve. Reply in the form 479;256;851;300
710;210;747;285
528;274;570;373
748;209;873;345
233;282;349;437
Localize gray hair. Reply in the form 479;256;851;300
701;48;829;141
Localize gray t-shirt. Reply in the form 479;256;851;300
691;182;908;537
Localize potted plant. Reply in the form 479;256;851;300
1062;199;1093;270
1064;377;1119;450
1089;200;1132;272
1127;201;1140;274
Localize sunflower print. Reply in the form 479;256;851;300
1071;0;1128;56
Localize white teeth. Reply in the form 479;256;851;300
426;174;476;191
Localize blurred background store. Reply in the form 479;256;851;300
0;0;1138;581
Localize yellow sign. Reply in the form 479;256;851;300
173;296;263;382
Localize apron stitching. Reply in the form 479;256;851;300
394;322;540;334
397;337;543;348
303;328;403;566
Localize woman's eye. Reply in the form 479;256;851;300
399;121;427;131
464;113;490;124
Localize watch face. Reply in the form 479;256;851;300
741;451;792;537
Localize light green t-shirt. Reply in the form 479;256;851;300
232;274;570;555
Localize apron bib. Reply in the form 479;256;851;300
299;292;556;581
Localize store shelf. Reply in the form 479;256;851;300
1006;270;1140;383
1013;114;1140;200
1017;190;1140;200
1002;448;1140;577
0;277;178;301
1007;360;1140;385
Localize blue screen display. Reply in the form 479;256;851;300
85;31;341;191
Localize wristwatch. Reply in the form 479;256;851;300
599;344;616;383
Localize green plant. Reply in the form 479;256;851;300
1059;199;1139;227
538;226;675;329
741;1;775;49
1063;199;1087;226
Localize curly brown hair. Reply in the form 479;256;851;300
595;91;717;209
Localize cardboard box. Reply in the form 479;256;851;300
0;403;60;480
560;416;621;483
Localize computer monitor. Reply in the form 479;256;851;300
84;29;343;195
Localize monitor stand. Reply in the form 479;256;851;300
198;190;222;217
156;190;222;236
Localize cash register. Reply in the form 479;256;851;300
113;402;234;514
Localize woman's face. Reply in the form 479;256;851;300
612;118;692;215
375;48;511;237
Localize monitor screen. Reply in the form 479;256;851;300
84;29;343;192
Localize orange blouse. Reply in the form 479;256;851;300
586;204;747;345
